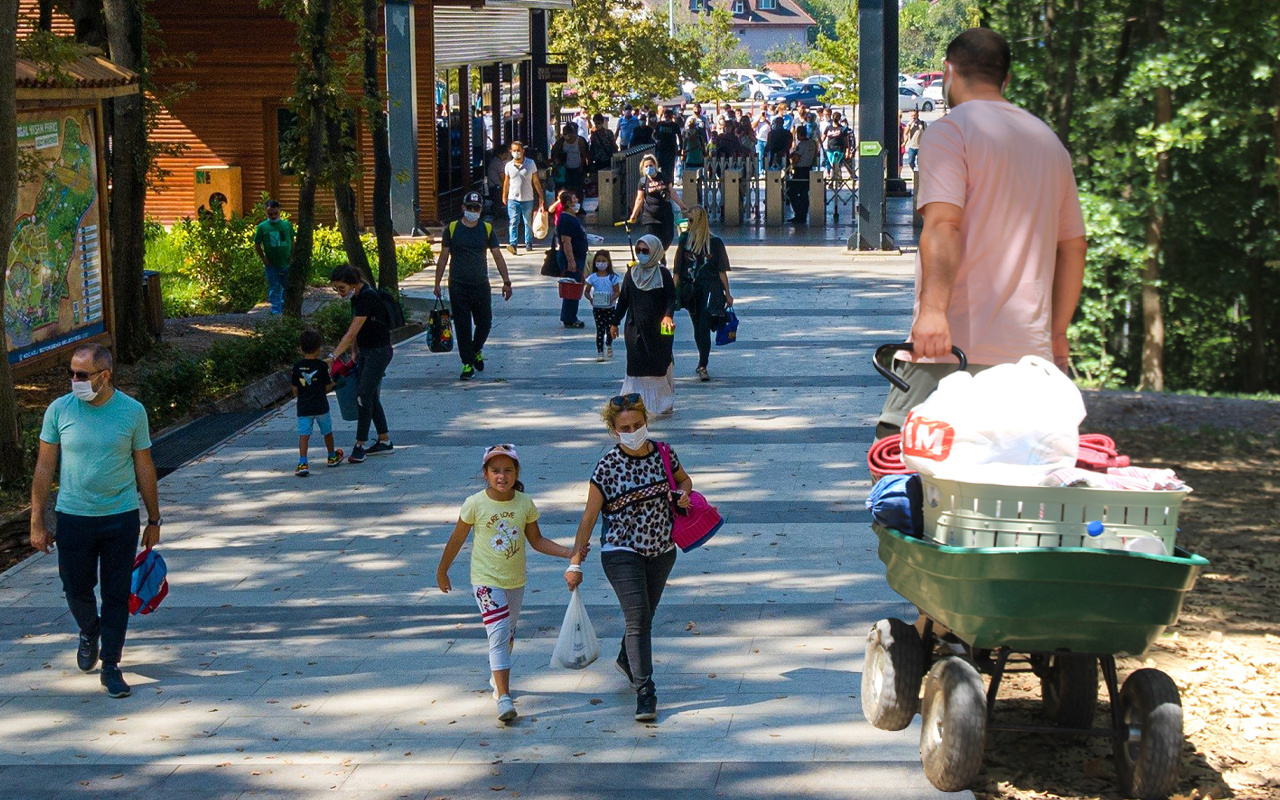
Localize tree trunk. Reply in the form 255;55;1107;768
0;0;30;489
1272;64;1280;234
364;0;397;293
103;0;151;363
70;0;109;50
1138;0;1169;392
326;117;375;286
1055;0;1085;146
283;0;334;317
37;0;52;30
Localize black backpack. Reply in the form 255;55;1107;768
378;287;406;330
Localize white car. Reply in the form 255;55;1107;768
802;74;834;86
746;77;789;101
898;86;923;112
921;83;945;112
899;74;924;92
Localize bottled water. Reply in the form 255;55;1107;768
1084;520;1123;550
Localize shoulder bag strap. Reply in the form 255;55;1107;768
656;442;678;491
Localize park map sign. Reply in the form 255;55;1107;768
6;109;106;365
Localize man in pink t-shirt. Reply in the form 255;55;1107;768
876;27;1088;439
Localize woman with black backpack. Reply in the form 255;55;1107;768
329;265;395;463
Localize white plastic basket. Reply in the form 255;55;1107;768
921;476;1188;551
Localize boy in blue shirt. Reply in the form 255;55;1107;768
292;329;341;476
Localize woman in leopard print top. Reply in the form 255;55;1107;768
566;394;693;722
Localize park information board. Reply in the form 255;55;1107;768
6;109;106;365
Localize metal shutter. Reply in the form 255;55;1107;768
434;8;531;68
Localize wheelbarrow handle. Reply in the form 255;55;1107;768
873;343;968;393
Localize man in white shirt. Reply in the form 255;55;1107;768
502;141;545;255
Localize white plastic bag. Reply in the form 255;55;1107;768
901;355;1085;486
532;208;549;240
550;589;600;670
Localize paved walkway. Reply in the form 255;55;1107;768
0;239;967;799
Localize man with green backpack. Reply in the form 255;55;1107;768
434;191;514;381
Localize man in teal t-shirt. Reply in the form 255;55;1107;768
253;199;295;314
31;344;162;699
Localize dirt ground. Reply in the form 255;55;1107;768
1;382;1276;799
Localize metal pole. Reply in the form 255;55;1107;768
530;10;551;157
669;0;675;38
851;0;892;250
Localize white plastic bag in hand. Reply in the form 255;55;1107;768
901;355;1085;486
551;589;600;670
532;208;550;240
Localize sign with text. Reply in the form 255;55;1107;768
859;140;884;157
536;64;569;83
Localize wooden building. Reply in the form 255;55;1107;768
23;0;569;231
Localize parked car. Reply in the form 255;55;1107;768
899;74;924;92
914;71;944;88
802;74;834;86
767;82;829;105
921;83;945;112
746;77;789;101
898;86;923;112
721;68;769;84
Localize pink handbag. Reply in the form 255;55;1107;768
657;442;723;552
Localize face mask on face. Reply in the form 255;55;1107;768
617;425;649;450
568;202;580;214
644;166;657;177
635;249;653;265
71;379;99;403
512;151;524;162
463;210;481;223
595;262;609;272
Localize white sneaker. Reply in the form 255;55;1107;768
496;694;517;722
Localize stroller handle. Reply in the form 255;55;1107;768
873;343;968;393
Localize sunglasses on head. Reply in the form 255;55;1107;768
68;368;104;382
485;443;516;455
609;393;642;409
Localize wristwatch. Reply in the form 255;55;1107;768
147;517;163;527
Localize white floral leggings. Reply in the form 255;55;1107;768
473;585;525;672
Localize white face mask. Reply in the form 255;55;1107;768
71;379;99;402
512;152;524;162
617;425;649;450
568;203;580;214
463;210;481;223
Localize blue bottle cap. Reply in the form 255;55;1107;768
1087;521;1104;537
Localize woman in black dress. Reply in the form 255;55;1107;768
610;234;678;414
671;206;733;382
626;154;688;252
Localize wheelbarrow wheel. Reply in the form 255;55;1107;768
1041;654;1099;729
919;657;987;792
1114;669;1183;800
861;618;924;731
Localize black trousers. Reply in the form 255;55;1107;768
787;166;812;222
355;344;392;442
592;307;615;351
450;282;493;366
56;510;140;666
601;547;677;694
686;299;714;369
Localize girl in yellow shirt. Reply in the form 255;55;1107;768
436;444;582;722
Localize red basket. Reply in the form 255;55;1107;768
558;279;584;300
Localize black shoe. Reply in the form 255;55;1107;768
564;321;585;329
696;366;710;382
460;364;475;381
100;665;131;698
347;445;367;463
473;351;485;371
365;440;394;456
635;690;657;722
76;630;99;672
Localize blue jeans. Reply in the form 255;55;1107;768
907;147;920;170
56;510;140;666
264;265;287;314
558;251;583;325
755;140;767;175
507;199;535;249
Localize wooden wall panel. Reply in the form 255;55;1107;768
415;1;439;225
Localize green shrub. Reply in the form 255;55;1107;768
202;316;305;395
136;345;208;423
308;300;353;346
168;202;267;313
306;230;434;286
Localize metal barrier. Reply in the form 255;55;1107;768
825;153;858;224
692;155;755;224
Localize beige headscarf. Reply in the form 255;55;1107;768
629;234;666;292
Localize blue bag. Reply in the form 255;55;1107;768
334;373;359;422
715;309;739;346
865;473;924;538
129;548;169;615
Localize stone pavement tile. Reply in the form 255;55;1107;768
526;761;721;791
270;738;462;765
715;761;971;799
0;765;180;799
96;737;282;765
157;763;354;795
341;762;536;794
450;735;638;765
550;706;732;740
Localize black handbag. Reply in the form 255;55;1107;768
540;244;562;278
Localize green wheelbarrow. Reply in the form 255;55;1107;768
865;344;1209;799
